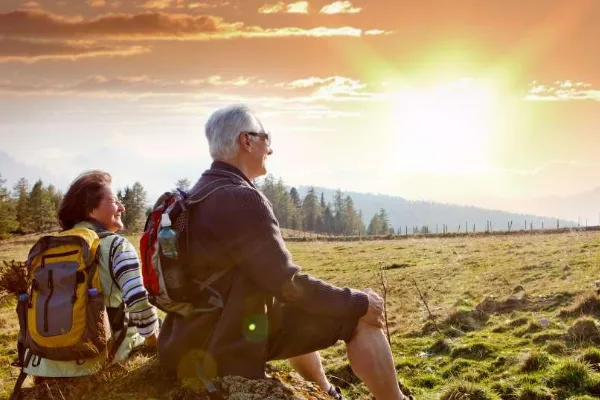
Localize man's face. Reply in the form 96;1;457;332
249;131;272;178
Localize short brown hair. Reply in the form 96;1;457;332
58;170;112;230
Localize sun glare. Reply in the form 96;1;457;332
386;79;497;174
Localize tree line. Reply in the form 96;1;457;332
0;172;392;238
0;173;148;238
257;175;392;236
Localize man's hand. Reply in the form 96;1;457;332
359;288;385;328
144;332;158;348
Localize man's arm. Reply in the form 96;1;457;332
215;186;368;319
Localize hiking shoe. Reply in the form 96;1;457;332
327;385;343;399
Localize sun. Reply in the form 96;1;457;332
386;78;498;174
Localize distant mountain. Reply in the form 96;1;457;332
297;186;577;233
515;188;600;225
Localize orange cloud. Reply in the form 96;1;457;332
23;1;42;8
259;1;308;14
258;2;285;14
287;1;308;13
87;0;107;7
0;38;149;63
0;10;390;40
140;0;172;9
0;74;268;94
320;1;361;14
525;80;600;101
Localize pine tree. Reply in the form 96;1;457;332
0;173;17;236
289;187;302;209
288;187;302;230
175;178;191;191
46;184;62;211
118;182;147;232
332;189;345;235
378;209;390;234
301;187;319;232
367;213;382;235
13;178;30;233
322;205;334;234
28;180;55;232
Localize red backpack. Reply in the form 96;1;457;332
140;179;241;316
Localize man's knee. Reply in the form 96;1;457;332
349;320;381;342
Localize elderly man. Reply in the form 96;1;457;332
158;104;409;400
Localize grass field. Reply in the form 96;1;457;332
2;231;600;399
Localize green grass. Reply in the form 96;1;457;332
3;231;600;398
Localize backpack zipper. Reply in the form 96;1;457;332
43;270;54;333
41;249;79;268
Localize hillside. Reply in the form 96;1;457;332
2;231;600;399
298;186;577;233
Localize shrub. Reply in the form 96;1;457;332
429;338;452;354
559;295;600;319
517;384;552;400
440;381;500;400
550;359;593;393
520;351;552;372
451;342;494;360
578;348;600;371
567;318;600;343
411;373;444;389
543;340;568;355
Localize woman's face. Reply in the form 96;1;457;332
88;186;125;232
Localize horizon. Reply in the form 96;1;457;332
1;0;600;222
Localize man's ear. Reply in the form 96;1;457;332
239;132;251;151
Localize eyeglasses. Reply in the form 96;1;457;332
241;131;271;147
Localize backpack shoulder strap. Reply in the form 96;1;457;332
183;177;247;255
98;233;129;362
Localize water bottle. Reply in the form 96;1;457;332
158;213;178;259
158;213;187;301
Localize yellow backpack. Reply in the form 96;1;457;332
22;228;112;361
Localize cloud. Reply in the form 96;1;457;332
525;80;600;101
0;74;268;94
259;1;308;14
87;0;107;7
139;0;173;9
258;2;285;14
0;73;380;106
286;1;308;13
188;1;227;9
0;38;149;63
320;1;361;14
0;10;390;40
281;76;369;99
23;1;42;8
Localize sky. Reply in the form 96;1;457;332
1;0;600;221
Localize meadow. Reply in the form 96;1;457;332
2;230;600;399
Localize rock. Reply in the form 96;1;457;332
513;285;525;293
539;318;551;329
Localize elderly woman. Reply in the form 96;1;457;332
23;170;159;378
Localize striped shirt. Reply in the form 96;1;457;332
105;235;159;337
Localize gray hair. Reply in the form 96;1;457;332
205;104;265;160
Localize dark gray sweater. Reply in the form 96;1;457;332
158;161;368;378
